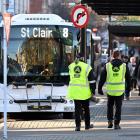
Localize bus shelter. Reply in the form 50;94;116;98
82;0;140;56
82;0;140;15
108;22;140;51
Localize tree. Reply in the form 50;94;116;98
50;0;71;21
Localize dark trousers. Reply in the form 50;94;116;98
74;99;90;127
125;81;130;97
107;95;123;125
131;78;137;89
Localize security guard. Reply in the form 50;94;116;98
67;53;96;131
98;50;130;129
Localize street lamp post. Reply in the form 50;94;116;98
3;19;8;140
3;0;9;139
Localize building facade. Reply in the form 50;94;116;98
0;0;28;14
0;0;55;14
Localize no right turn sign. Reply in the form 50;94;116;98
71;5;89;28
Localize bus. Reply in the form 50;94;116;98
0;14;95;117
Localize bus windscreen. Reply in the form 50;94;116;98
6;25;74;83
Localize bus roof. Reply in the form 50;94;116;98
0;14;73;27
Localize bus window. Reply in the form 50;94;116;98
7;25;75;83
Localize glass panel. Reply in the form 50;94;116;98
7;25;76;83
86;31;91;60
0;27;3;83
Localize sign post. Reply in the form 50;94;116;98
71;5;89;60
2;12;12;140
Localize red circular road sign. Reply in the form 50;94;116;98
71;5;89;28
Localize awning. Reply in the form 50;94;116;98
108;22;140;37
82;0;140;15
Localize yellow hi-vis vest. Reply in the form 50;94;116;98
67;61;92;100
106;62;126;96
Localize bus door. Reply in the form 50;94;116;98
0;27;3;83
86;30;92;65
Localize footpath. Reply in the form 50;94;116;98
0;90;140;140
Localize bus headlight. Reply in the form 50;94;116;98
64;100;73;104
9;100;14;104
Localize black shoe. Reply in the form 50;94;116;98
125;97;130;100
85;124;94;130
75;126;80;131
114;125;121;130
108;121;113;128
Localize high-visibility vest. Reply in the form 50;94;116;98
67;61;92;100
106;62;126;96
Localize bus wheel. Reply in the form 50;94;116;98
63;112;74;119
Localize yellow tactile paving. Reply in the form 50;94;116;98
0;120;87;129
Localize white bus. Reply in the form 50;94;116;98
0;14;96;118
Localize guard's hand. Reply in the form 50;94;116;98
98;90;104;95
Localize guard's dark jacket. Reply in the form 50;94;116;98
133;60;140;82
98;59;131;93
88;69;96;95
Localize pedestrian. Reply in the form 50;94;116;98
133;59;140;96
98;50;131;129
67;53;96;131
123;55;133;100
130;56;137;91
